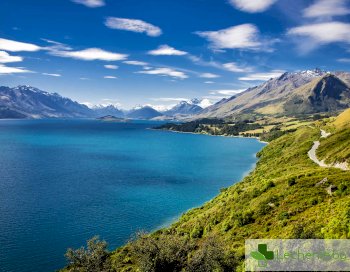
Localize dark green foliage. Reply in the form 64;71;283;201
155;120;262;136
186;236;234;272
288;177;297;186
65;236;112;272
128;232;193;272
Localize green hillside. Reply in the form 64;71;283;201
63;114;350;272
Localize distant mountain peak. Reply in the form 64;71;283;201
0;85;93;119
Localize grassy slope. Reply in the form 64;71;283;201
111;120;350;271
317;108;350;165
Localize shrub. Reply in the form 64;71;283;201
190;225;204;238
65;236;111;272
278;211;290;220
288;177;296;186
129;232;193;272
186;236;226;272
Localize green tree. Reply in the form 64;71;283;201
65;236;112;272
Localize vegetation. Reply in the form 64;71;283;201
63;110;350;272
64;236;112;271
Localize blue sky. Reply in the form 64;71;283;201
0;0;350;109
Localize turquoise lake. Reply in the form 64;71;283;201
0;119;265;272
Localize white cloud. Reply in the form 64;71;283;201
151;97;189;102
105;17;162;37
239;70;285;81
145;104;174;112
148;45;187;56
80;77;89;80
42;73;61;77
204;81;214;84
136;67;188;79
123;60;148;66
104;76;117;79
198;98;212;108
337;58;350;63
50;48;128;61
199;73;220;78
0;38;41;52
288;22;350;51
0;64;32;74
229;0;278;13
196;24;262;50
71;0;105;8
210;89;245;96
0;51;23;63
42;39;73;51
223;62;252;72
104;64;119;69
303;0;350;18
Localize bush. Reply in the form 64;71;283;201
65;236;111;272
186;236;227;272
129;232;193;272
190;225;204;238
288;177;296;186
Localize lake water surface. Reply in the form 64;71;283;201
0;119;265;272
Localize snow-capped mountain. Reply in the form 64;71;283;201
163;98;212;116
0;85;94;118
91;104;124;118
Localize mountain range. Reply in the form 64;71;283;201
1;69;350;120
198;69;350;119
0;85;210;120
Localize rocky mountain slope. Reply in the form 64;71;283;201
0;85;94;118
198;69;350;119
164;99;204;116
92;105;124;118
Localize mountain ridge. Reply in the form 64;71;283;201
197;69;350;119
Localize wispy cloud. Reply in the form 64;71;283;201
0;38;41;52
223;62;252;72
288;22;350;52
105;17;162;37
204;81;214;84
148;45;187;56
0;64;33;74
210;89;245;96
0;51;23;63
50;48;128;61
104;76;117;79
136;67;188;79
104;64;118;69
42;73;61;77
337;58;350;63
188;54;253;74
303;0;350;18
199;73;220;78
123;60;148;66
239;70;285;81
196;24;262;50
42;38;73;51
151;97;189;102
228;0;277;13
71;0;105;8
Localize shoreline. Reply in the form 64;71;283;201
149;127;269;145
